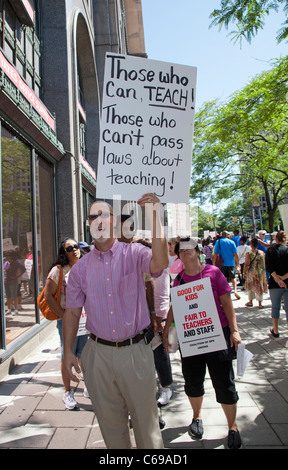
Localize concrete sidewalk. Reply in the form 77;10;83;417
0;288;288;449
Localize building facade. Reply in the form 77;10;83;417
0;0;146;372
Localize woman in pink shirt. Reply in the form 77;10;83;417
163;237;242;449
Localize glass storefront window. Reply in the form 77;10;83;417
2;126;35;344
1;124;56;346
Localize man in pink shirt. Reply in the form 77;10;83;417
63;193;169;449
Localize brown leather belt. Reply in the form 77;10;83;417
90;332;145;348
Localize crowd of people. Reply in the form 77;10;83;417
3;198;288;450
200;228;288;338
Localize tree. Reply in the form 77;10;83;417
190;56;288;232
216;199;254;234
210;0;288;44
2;137;32;239
197;206;215;238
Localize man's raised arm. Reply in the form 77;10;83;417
138;193;169;274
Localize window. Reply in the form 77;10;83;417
79;122;86;159
77;58;87;159
2;126;35;344
1;124;56;346
2;0;41;95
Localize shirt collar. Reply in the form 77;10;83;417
92;238;119;259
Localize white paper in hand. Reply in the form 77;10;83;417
237;344;254;377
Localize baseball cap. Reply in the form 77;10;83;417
78;241;90;248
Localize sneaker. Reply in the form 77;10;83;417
83;387;89;398
62;389;77;410
189;418;204;439
227;430;241;449
12;310;18;316
5;309;11;315
157;387;172;406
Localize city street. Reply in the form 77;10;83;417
0;288;288;449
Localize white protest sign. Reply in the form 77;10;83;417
96;53;197;203
24;258;33;279
279;204;288;234
3;238;14;252
170;277;226;357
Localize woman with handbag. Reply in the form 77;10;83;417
44;238;89;410
243;238;267;309
162;237;242;449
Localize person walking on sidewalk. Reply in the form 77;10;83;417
163;237;242;449
265;231;288;338
237;236;250;288
243;238;267;309
44;238;89;410
63;194;169;449
213;231;241;300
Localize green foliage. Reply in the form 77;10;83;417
216;198;255;233
190;56;288;231
197;206;215;238
2;137;31;227
210;0;288;44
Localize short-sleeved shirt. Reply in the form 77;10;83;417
257;240;267;253
66;239;162;341
266;244;288;289
237;244;251;265
4;260;26;281
214;238;237;266
173;264;231;328
48;264;71;309
231;235;241;247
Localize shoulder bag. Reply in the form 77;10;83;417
248;250;258;270
216;239;224;268
37;265;63;320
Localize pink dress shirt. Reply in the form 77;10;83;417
66;239;162;341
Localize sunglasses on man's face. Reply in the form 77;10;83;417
88;211;112;222
65;244;80;253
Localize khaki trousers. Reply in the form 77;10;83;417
81;337;164;449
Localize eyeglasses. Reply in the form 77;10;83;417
88;211;113;222
65;244;80;253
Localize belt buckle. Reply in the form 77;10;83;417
115;340;123;348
